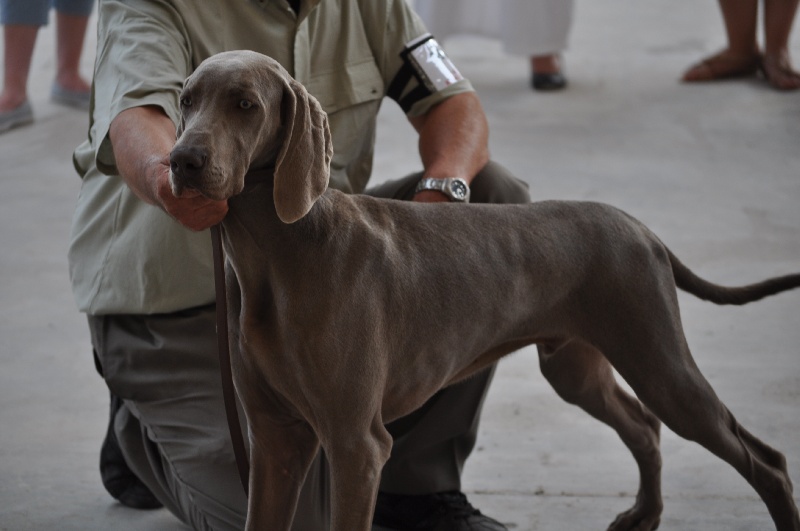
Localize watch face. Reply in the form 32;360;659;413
449;180;468;200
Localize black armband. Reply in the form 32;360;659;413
387;33;464;113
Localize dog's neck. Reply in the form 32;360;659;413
224;170;334;251
242;166;276;191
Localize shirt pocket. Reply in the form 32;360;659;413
305;59;384;114
304;59;386;193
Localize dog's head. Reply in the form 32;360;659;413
169;50;332;223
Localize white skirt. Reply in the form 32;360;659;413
412;0;574;56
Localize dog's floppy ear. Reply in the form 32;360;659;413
273;76;332;224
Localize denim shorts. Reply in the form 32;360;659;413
1;0;94;26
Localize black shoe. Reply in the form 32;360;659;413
373;490;507;531
531;72;568;91
100;393;163;510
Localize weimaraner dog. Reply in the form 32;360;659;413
169;50;800;531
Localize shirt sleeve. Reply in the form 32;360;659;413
92;0;193;175
364;0;474;118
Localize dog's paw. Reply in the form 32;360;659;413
607;503;662;531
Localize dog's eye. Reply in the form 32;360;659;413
239;99;254;110
180;97;192;107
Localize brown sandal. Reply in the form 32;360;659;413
760;53;800;91
682;50;761;82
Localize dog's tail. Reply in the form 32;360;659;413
668;248;800;305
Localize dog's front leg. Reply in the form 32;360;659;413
245;413;320;531
326;420;393;531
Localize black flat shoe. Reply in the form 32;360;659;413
531;72;567;91
100;393;163;510
373;490;507;530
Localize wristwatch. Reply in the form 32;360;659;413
414;177;471;203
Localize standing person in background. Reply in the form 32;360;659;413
414;0;574;91
0;0;94;134
682;0;800;91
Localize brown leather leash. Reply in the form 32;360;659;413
211;224;251;496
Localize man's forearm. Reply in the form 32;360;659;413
109;105;228;231
411;92;490;185
109;105;177;207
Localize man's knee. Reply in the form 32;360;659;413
470;160;530;205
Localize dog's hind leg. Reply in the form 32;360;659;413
539;341;664;531
611;338;799;531
595;283;800;531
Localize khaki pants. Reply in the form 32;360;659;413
89;161;529;530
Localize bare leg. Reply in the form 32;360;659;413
0;25;38;112
539;342;663;531
531;55;561;74
719;0;760;54
682;0;761;81
764;0;799;56
54;11;91;93
762;0;800;90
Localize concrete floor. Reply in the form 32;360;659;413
1;2;799;530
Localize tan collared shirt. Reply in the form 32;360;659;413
69;0;473;314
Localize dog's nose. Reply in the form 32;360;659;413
170;145;208;179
